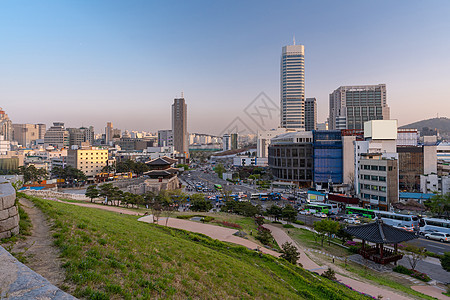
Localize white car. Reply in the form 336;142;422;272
314;212;327;218
298;210;311;215
345;218;361;224
425;232;450;242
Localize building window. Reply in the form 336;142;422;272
379;176;386;182
379;166;386;171
371;165;378;171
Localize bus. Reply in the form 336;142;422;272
420;218;450;234
345;206;376;219
250;194;260;201
312;202;338;215
305;204;329;214
375;211;420;231
259;193;269;201
214;184;222;191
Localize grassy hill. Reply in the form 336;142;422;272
400;117;450;137
21;193;371;299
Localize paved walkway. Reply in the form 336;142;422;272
138;216;280;257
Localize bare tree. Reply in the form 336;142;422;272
346;172;356;195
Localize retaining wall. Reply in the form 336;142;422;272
22;190;92;201
0;246;75;299
0;181;19;239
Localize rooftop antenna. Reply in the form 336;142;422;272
181;91;184;98
293;35;296;45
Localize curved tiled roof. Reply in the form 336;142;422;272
344;219;418;244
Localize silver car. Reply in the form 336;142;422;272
425;232;450;242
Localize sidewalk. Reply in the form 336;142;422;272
138;215;280;257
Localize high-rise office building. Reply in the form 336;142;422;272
0;108;12;141
305;98;317;131
44;122;69;149
105;122;113;144
12;124;41;147
328;84;390;130
68;126;95;147
280;43;305;130
158;130;173;147
172;96;188;154
230;133;238;150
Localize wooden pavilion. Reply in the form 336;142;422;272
344;218;418;265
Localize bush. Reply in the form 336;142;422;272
202;216;215;222
393;265;431;282
348;246;360;254
393;265;411;275
176;215;194;219
321;267;336;280
440;252;450;272
293;220;305;225
280;242;300;264
410;270;431;282
283;224;295;229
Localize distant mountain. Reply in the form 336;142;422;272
400;117;450;137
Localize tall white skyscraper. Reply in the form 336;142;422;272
280;43;305;130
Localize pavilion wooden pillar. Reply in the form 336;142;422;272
380;244;384;259
362;240;365;250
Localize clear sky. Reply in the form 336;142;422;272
1;0;449;135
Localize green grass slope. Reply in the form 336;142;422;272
23;194;370;299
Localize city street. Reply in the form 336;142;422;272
405;237;450;255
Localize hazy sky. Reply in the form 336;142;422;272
1;1;449;135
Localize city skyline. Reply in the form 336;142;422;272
1;1;450;134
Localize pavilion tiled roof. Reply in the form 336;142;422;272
146;156;177;166
344;219;419;244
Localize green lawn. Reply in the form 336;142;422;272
21;193;370;300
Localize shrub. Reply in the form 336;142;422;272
283;224;295;229
393;265;411;275
348;245;360;254
218;221;242;229
393;265;431;282
293;220;305;225
321;267;336;280
440;252;450;272
280;242;300;264
202;216;215;222
410;270;431;282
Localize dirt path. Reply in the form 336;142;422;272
12;198;66;287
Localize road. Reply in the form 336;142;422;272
405;236;450;255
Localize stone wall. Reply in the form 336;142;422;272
23;189;92;201
0;181;19;239
0;246;75;299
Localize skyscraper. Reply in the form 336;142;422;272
172;96;188;155
329;84;390;130
0;108;12;141
105;122;113;144
305;98;317;131
280;43;305;130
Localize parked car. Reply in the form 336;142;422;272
298;210;311;215
314;213;327;218
345;218;361;225
396;224;414;232
425;232;450;242
419;229;438;236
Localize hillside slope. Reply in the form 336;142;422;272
400;117;450;137
24;194;370;299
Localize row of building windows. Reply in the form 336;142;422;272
361;184;387;192
361;165;387;171
361;193;387;202
361;174;387;182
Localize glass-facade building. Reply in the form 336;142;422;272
280;44;305;130
312;130;343;185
